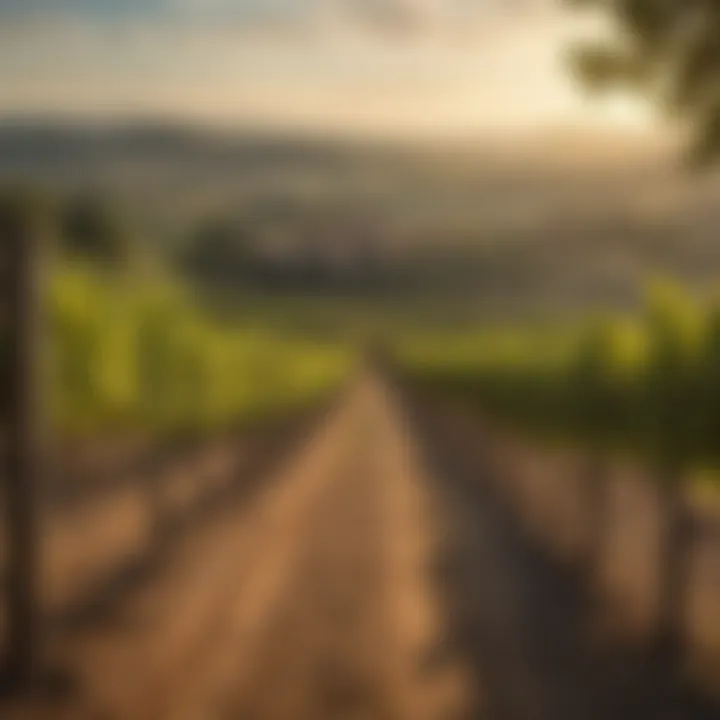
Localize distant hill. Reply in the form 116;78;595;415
2;118;720;315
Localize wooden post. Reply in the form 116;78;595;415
3;198;45;689
655;471;692;667
584;455;609;584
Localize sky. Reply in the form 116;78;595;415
0;0;655;139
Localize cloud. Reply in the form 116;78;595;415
0;0;596;138
335;1;435;35
328;1;554;38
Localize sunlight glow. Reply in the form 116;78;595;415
0;2;660;140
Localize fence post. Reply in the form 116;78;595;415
2;196;45;689
655;470;692;667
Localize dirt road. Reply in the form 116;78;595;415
3;375;718;719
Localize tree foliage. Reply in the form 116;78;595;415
569;0;720;162
177;217;253;288
59;196;130;265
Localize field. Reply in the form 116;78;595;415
395;280;720;489
0;258;354;686
1;131;720;716
2;366;719;720
394;280;720;695
48;263;352;442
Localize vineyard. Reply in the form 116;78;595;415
397;280;720;483
396;279;720;683
1;206;719;714
0;237;353;689
49;263;352;441
5;0;720;707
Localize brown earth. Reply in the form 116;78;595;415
1;374;718;719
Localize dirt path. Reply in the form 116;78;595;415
4;376;465;719
3;375;718;719
225;378;471;720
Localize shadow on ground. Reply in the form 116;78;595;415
55;400;334;634
0;398;337;698
406;394;720;720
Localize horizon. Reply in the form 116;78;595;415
0;109;669;157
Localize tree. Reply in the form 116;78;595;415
569;0;720;163
59;196;129;265
177;218;254;288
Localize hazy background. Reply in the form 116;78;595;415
1;0;718;321
0;0;653;134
